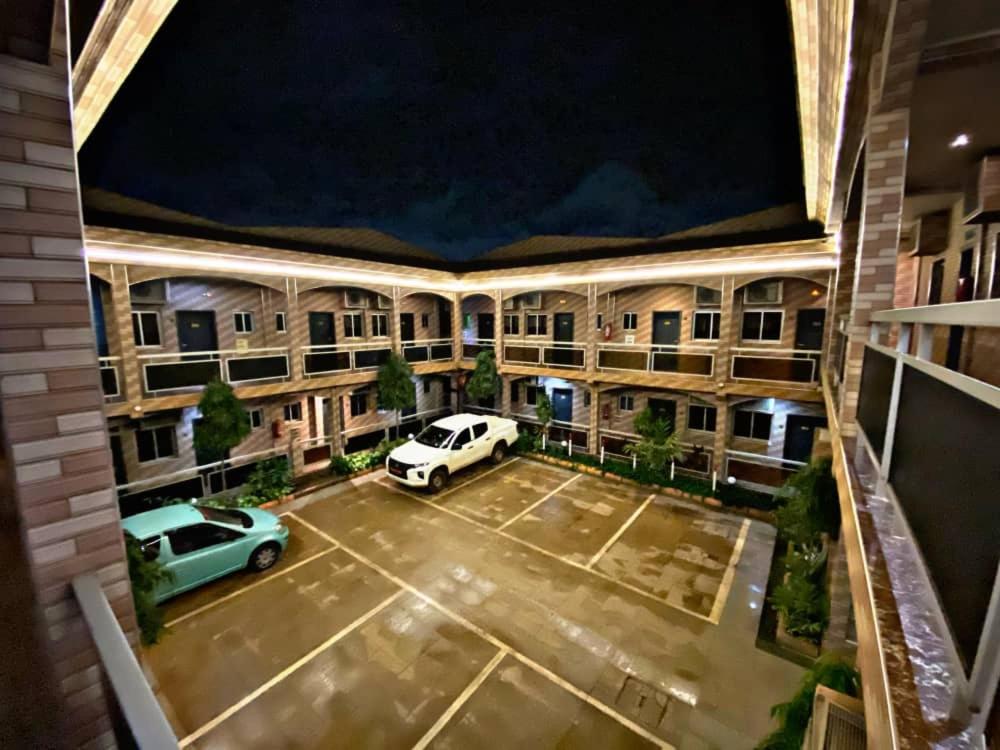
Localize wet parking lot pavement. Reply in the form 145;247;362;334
150;458;802;749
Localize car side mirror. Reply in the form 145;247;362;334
407;433;414;440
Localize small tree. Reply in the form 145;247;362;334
465;349;499;406
194;379;250;484
377;352;416;432
535;389;554;436
625;406;684;474
125;532;174;645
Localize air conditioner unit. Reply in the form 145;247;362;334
744;280;782;305
519;292;542;309
344;289;369;308
695;286;722;306
624;334;635;345
803;686;866;750
963;155;1000;224
130;280;167;304
502;297;515;311
375;294;392;309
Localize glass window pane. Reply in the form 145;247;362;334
154;426;174;457
704;407;717;432
711;313;721;339
752;412;772;440
688;405;703;430
136;430;157;462
140;313;160;346
132;314;143;345
741;312;761;340
734;410;752;438
761;312;782;341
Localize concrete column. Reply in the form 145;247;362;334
586;283;598;373
288;426;305;476
108;263;143;407
390;286;402;356
328;391;345;456
451;293;463;364
588;383;600;454
714;277;736;387
499;375;512;417
0;7;136;746
286;277;304;382
711;397;730;476
494;291;504;366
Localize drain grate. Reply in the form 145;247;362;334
615;675;673;729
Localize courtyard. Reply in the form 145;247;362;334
146;459;802;749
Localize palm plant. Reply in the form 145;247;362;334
625;406;685;473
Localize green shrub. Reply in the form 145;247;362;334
124;532;174;645
329;437;406;476
770;573;828;642
241;457;293;503
775;457;839;544
757;655;860;749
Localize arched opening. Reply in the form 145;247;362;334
297;284;393;375
501;289;588;369
460;292;495;360
399;291;454;362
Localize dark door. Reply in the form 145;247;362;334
945;326;964;370
647;398;676;430
438;299;452;337
400;313;415;343
651;312;681;346
176;310;218;353
109;434;127;486
783;414;828;462
478;313;495;340
309;312;335;346
554;313;574;342
795;309;826;351
551;313;576;366
552;388;573;423
928;260;945;305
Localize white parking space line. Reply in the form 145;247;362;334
496;473;582;530
586;493;656;568
410;648;507;750
178;588;406;748
708;518;751;623
164;547;338;628
433;456;522;499
285;513;675;750
374;476;717;624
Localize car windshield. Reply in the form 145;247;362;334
197;506;253;528
414;424;454;449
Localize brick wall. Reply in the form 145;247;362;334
0;5;135;748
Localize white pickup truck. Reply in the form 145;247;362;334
386;413;519;492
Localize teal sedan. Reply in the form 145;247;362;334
122;504;290;603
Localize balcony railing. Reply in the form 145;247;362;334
462;338;495;360
99;356;121;400
302;342;391;376
402;337;454;363
504;340;586;369
730;346;821;385
599;428;713;476
722;449;805;490
139;347;291;394
596;342;715;377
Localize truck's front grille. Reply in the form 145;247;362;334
388;458;412;474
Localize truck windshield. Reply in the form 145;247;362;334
415;425;453;449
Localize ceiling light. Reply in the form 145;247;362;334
949;133;970;148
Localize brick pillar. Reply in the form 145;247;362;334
588;384;600;455
0;7;136;747
499;374;511;417
286;278;304;381
288;426;305;476
712;397;730;476
451;293;463;364
390;286;402;356
586;283;598;373
108;263;142;407
714;277;735;386
494;291;504;366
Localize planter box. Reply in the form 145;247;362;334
776;611;821;659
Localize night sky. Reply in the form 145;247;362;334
79;0;804;260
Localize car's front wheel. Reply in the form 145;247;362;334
249;543;281;572
428;467;449;494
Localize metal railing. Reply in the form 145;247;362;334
462;338;495;360
722;448;805;490
596;342;715;377
504;340;587;369
597;428;713;477
401;337;454;363
301;341;392;375
730;346;821;385
138;347;291;394
72;574;177;749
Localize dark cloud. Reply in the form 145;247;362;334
79;0;804;260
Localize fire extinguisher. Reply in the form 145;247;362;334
272;419;284;439
603;322;613;340
602;403;611;420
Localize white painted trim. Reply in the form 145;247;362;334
870;299;1000;327
497;473;582;530
587;493;655;567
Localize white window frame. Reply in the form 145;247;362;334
526;313;547;337
371;312;389;338
249;408;264;430
349;392;368;417
503;313;520;336
687;403;717;433
740;309;784;343
233;311;254;334
692;310;721;341
131;310;162;348
618;394;634;411
733;409;772;441
343;311;364;339
283;402;302;422
622;312;638;331
135;424;176;463
596;313;603;331
275;311;287;333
